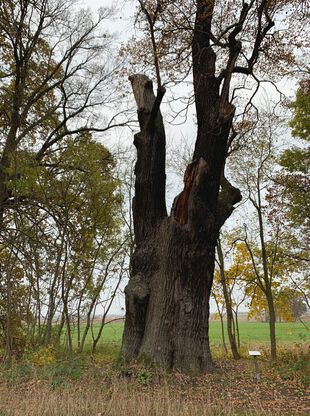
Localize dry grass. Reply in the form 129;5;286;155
0;356;309;416
0;383;236;416
0;379;289;416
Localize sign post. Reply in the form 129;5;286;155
249;350;261;382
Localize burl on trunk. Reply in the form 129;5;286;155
121;74;241;373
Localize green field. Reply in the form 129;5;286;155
70;321;309;352
210;321;309;344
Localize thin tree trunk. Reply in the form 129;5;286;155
60;246;73;355
266;286;277;360
220;314;227;354
77;302;82;351
2;249;16;362
57;311;66;343
213;293;228;354
92;268;123;352
79;245;124;353
44;230;66;345
234;309;241;349
257;179;277;360
65;312;73;355
217;240;240;359
5;269;12;363
76;238;105;351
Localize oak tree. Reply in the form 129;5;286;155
121;0;308;371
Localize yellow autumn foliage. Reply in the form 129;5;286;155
30;345;56;366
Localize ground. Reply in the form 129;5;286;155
0;321;309;415
0;352;309;415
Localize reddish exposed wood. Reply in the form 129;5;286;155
173;158;210;227
173;161;197;226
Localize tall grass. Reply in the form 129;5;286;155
0;377;290;416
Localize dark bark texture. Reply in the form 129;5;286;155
122;68;240;372
122;0;274;372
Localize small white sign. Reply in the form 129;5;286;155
249;350;261;356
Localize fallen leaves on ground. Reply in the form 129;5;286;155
0;358;309;415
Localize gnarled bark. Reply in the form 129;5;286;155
121;72;241;372
121;0;279;372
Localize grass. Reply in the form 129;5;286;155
210;321;309;344
69;320;124;345
69;321;309;352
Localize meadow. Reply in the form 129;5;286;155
70;320;309;351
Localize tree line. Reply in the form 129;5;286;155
0;0;130;361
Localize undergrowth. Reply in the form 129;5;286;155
0;343;309;416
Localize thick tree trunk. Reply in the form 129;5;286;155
122;2;242;373
123;217;216;372
139;221;215;372
121;72;240;372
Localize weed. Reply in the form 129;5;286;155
136;369;153;385
270;347;310;387
0;361;34;385
40;357;84;388
50;374;67;390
